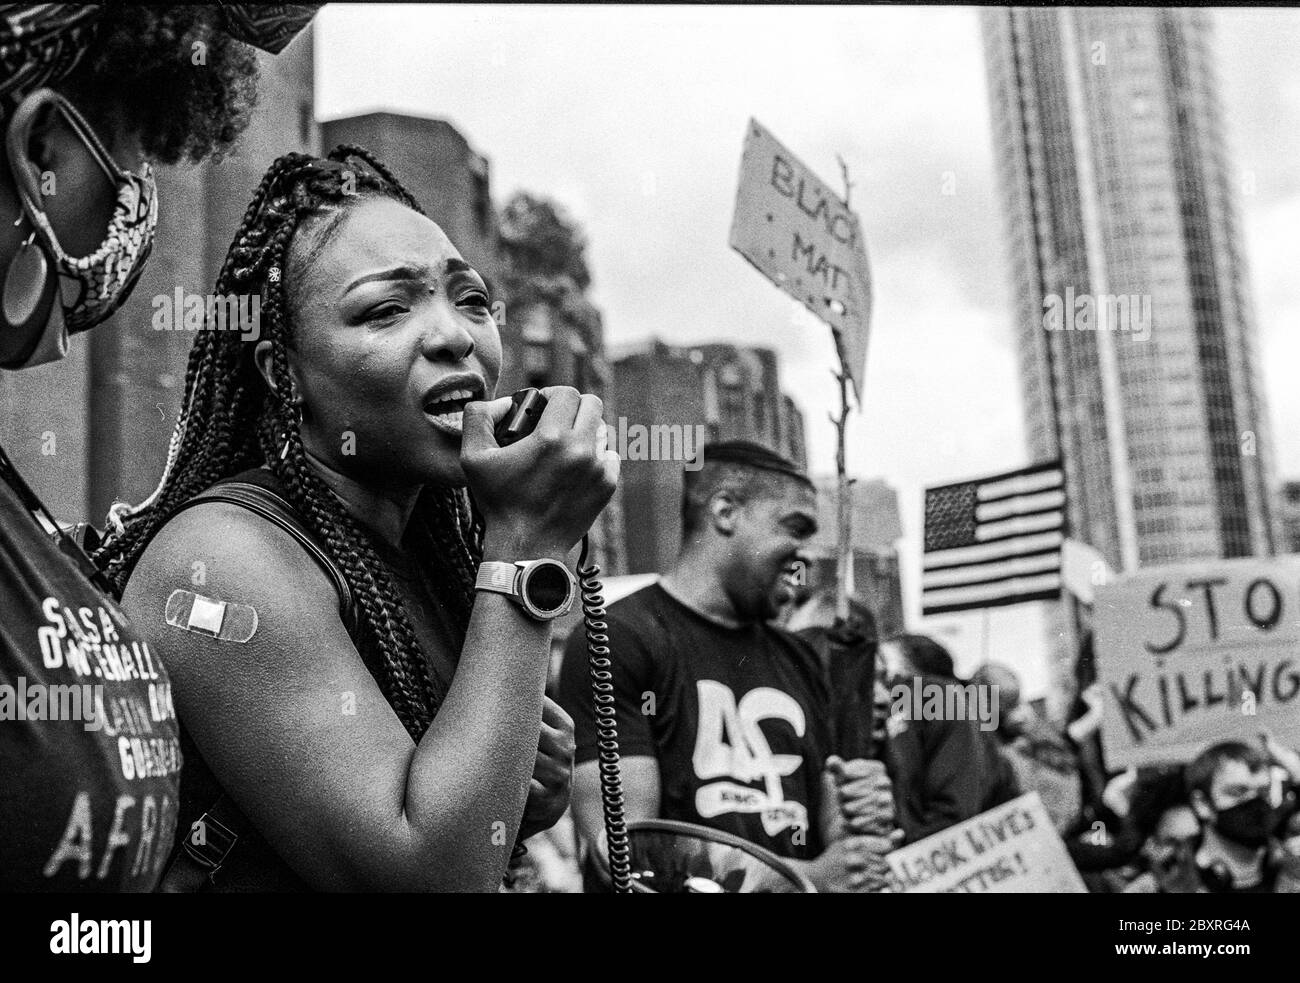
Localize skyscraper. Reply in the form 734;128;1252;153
981;7;1278;573
1280;480;1300;555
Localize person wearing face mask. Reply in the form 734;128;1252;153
0;3;318;892
1185;739;1300;894
559;441;898;892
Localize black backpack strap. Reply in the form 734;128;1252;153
157;794;242;893
169;480;358;636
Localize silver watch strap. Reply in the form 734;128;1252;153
475;561;519;595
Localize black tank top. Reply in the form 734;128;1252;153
157;467;462;891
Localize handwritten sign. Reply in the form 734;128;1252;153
729;118;871;400
886;792;1085;893
1093;556;1300;768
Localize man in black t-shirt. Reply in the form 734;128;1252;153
559;441;896;892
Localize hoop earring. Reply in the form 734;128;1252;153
3;231;52;328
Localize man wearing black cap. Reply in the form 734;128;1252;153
559;440;895;891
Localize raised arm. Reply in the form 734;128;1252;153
122;388;617;891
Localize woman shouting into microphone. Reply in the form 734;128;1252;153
97;148;619;891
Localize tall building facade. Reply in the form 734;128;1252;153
1281;481;1300;555
610;340;807;575
981;7;1278;573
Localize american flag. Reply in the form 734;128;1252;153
921;460;1066;616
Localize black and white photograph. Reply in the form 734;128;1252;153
0;0;1295;967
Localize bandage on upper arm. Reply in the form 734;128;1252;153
165;589;259;642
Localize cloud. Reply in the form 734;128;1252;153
317;5;1300;671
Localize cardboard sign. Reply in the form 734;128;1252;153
729;118;871;400
886;792;1086;894
1093;556;1300;768
1061;537;1113;606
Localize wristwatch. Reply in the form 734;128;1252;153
475;558;578;621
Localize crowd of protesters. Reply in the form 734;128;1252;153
506;456;1300;895
531;611;1300;892
962;643;1300;893
2;3;1296;896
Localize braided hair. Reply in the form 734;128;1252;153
96;146;484;741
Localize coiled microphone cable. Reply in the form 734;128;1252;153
492;388;631;892
577;533;631;892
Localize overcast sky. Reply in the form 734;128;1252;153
317;5;1299;695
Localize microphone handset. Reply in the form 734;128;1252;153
493;389;633;893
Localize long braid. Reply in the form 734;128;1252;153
96;147;480;740
253;218;445;728
429;489;481;630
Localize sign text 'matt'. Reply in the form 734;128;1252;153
729;118;871;399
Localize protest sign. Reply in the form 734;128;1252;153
1061;537;1112;606
729;118;871;400
886;792;1085;893
1093;556;1300;768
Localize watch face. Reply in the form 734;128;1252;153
525;561;572;614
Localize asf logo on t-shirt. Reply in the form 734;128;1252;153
691;680;809;837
